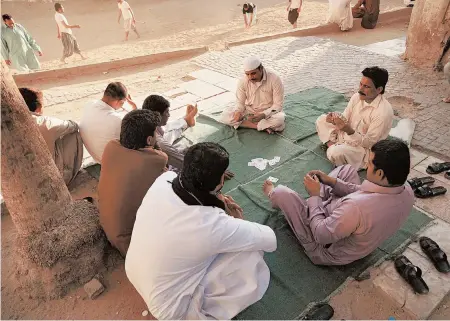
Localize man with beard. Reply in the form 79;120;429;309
316;66;393;169
220;56;285;134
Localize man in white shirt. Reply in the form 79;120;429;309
287;0;302;28
117;0;140;41
316;66;393;169
242;3;257;28
126;142;277;320
220;56;285;134
80;82;137;163
54;3;86;64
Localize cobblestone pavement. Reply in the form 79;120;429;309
193;36;450;158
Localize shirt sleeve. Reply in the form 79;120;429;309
306;196;361;245
1;34;9;60
331;178;361;197
161;118;188;145
18;24;41;52
343;101;393;149
55;14;63;22
45;117;79;139
213;213;277;253
235;79;247;113
263;74;284;117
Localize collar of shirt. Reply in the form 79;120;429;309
362;94;383;109
360;180;405;194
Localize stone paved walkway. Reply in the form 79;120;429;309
193;36;450;158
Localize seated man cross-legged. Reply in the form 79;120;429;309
98;109;167;257
316;66;393;169
220;56;285;134
263;138;414;266
126;142;277;319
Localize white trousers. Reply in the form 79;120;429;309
316;114;366;169
220;106;286;132
185;250;270;319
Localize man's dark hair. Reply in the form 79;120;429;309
120;109;161;150
362;66;389;94
243;3;249;8
54;3;62;11
2;14;12;21
181;142;229;192
104;82;127;100
19;87;43;112
371;137;410;185
142;94;170;115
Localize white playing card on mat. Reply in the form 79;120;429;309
267;176;279;183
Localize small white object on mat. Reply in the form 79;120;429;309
267;176;279;183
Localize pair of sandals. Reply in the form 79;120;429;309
426;161;450;178
395;237;450;294
408;176;447;198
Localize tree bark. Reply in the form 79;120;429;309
1;60;72;236
405;0;450;67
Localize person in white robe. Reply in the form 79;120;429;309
220;56;285;134
126;142;277;320
1;14;42;72
327;0;353;31
316;66;393;169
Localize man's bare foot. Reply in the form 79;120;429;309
266;128;274;134
60;58;68;64
80;54;87;60
185;104;198;127
263;180;275;198
326;141;335;147
443;97;450;103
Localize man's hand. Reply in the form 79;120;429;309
133;18;136;24
232;111;244;123
333;117;354;135
297;7;302;13
307;170;336;187
73;24;81;29
57;33;61;39
224;170;235;180
5;60;11;65
287;6;290;11
326;112;335;124
303;174;321;197
222;195;244;219
248;112;265;123
37;51;43;56
126;94;137;110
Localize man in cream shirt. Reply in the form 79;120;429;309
80;82;137;163
316;66;393;169
220;56;285;134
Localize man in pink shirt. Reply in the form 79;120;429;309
262;137;414;265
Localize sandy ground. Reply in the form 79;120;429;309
2;0;404;71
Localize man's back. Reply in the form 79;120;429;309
325;180;414;264
98;140;167;256
126;171;276;319
79;100;127;162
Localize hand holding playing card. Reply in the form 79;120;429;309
248;113;265;123
222;195;244;219
303;174;321;197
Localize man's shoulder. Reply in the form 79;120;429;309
266;70;283;84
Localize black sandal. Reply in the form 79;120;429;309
302;303;334;320
419;237;450;273
445;171;450;180
414;185;447;198
407;176;435;190
394;255;429;294
426;162;450;174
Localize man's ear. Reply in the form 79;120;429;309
376;86;383;95
146;135;155;147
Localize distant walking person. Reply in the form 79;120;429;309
287;0;302;28
243;3;257;28
1;14;42;72
117;0;140;41
54;3;86;64
352;0;380;29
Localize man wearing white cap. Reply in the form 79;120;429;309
220;56;285;134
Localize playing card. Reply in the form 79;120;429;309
248;162;256;166
273;156;281;162
268;160;277;166
267;176;279;183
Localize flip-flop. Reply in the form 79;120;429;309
302;303;334;320
419;237;450;273
445;171;450;180
394;255;429;294
407;176;435;190
414;185;447;198
426;162;450;174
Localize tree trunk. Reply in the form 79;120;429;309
1;61;106;299
404;0;450;67
1;61;72;236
